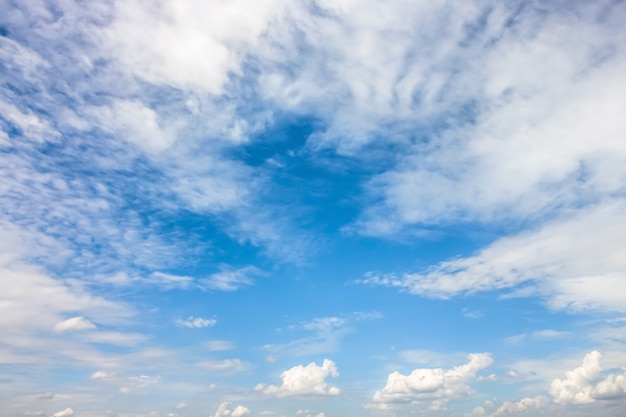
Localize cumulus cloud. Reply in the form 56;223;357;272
54;316;96;332
550;351;626;404
175;316;217;328
51;408;74;417
372;353;493;405
488;396;547;416
209;402;250;417
258;359;340;397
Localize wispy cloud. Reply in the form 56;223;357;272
359;201;626;312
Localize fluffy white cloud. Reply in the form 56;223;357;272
106;0;287;93
175;316;217;328
51;408;74;417
54;316;96;332
550;351;626;404
209;402;250;417
372;353;493;404
258;359;340;397
360;201;626;312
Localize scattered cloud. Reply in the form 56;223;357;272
51;409;74;417
371;353;493;405
209;402;251;417
175;316;217;328
54;316;96;332
199;265;262;292
359;201;626;312
90;371;115;382
257;359;340;397
266;313;382;357
147;272;194;291
550;351;626;404
472;396;547;417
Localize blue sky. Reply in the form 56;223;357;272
1;1;626;416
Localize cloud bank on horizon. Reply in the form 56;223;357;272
1;0;626;416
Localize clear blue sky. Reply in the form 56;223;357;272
1;1;626;417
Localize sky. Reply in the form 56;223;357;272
1;0;626;416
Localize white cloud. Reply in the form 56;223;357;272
51;408;74;417
550;351;626;404
489;396;547;416
86;99;174;153
266;313;381;357
200;265;261;292
0;100;57;143
359;201;626;312
54;316;96;332
259;359;340;397
175;403;187;409
119;374;161;393
175;316;217;328
106;0;287;94
147;272;194;290
354;2;626;233
90;370;115;382
209;402;251;417
296;411;325;417
372;353;493;404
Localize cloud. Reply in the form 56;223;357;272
106;0;286;94
51;409;74;417
147;272;194;290
54;316;96;332
353;2;626;233
549;351;626;404
90;371;115;382
372;353;493;405
490;396;547;416
199;265;262;292
118;374;161;394
265;312;382;357
258;359;340;397
296;411;325;417
175;316;217;328
472;396;547;417
359;201;626;312
209;402;251;417
505;330;571;345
